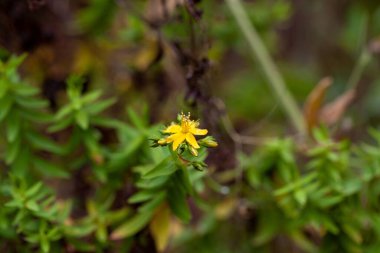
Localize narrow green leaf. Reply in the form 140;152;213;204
25;182;43;198
107;135;145;171
86;98;116;115
27;132;66;155
15;96;48;109
76;110;89;129
6;111;20;143
143;158;177;179
0;95;12;121
128;190;156;204
105;207;131;224
13;85;39;96
127;108;146;129
40;235;50;253
25;200;39;212
136;176;168;190
111;211;153;240
48;115;73;132
5;138;21;164
138;191;166;213
55;104;73;121
81;90;102;104
32;158;69;178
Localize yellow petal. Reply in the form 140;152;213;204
190;120;200;127
191;128;208;135
165;134;175;143
163;124;181;134
172;133;186;150
185;133;200;149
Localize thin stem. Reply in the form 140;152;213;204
225;0;306;135
347;48;371;89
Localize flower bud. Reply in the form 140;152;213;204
189;146;198;157
199;136;218;148
192;163;204;171
157;138;167;145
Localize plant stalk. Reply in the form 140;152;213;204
225;0;306;135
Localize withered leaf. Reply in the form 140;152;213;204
303;77;332;133
320;89;356;126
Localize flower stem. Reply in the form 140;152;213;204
225;0;306;135
347;48;371;89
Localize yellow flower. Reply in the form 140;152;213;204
162;113;208;151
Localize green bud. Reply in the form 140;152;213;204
199;136;218;148
192;163;204;171
189;146;198;157
149;138;168;147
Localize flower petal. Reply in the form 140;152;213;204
190;120;200;127
190;128;208;135
165;134;176;143
186;133;200;149
163;124;181;134
172;133;186;150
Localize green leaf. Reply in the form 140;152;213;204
32;158;69;178
25;200;39;212
15;97;48;109
138;191;166;213
75;110;89;129
111;210;153;240
0;79;9;99
64;223;96;237
55;104;74;121
167;182;191;223
25;182;43;198
19;109;52;123
40;235;50;253
274;172;317;196
6;111;20;143
96;223;108;243
136;176;168;190
5;138;21;164
107;135;145;171
91;117;125;129
5;199;22;208
86;97;116;115
105;207;131;224
81;90;102;104
127;108;146;129
26;132;66;155
173;169;193;195
13;84;39;96
48;115;73;132
294;190;307;207
0;95;12;121
65;239;95;252
47;227;62;241
143;158;177;179
128;190;156;204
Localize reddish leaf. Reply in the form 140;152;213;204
320;89;356;126
303;77;332;133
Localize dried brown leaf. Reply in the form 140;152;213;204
303;77;333;133
320;89;356;126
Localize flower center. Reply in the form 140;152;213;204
181;119;191;133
